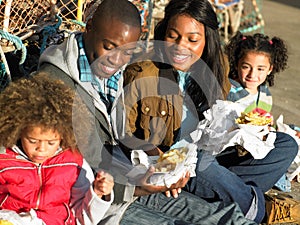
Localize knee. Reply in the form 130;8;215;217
276;132;298;159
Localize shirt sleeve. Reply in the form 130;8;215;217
71;159;114;225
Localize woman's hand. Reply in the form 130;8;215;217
93;170;114;201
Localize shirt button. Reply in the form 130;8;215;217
161;110;166;116
145;107;150;112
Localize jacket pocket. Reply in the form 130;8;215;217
140;97;172;141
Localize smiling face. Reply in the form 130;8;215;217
237;51;273;94
20;126;61;164
84;16;141;78
164;14;206;71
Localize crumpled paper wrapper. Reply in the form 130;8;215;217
276;115;300;181
197;100;276;159
126;143;198;187
0;209;45;225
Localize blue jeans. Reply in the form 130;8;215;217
185;132;298;223
120;191;257;225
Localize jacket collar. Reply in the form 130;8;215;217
157;63;180;95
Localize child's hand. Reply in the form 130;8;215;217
93;170;114;200
296;130;300;139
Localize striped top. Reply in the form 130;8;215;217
227;79;272;115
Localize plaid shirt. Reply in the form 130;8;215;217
76;34;121;112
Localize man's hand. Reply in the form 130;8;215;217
134;166;190;198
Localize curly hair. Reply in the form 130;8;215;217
0;72;89;151
225;31;288;87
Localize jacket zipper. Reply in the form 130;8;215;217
35;164;42;209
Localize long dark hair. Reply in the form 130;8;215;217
154;0;227;119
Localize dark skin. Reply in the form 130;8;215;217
135;147;190;198
83;13;188;198
134;166;190;198
84;15;141;79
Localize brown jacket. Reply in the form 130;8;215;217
123;61;183;151
123;59;230;152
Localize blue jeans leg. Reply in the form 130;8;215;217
185;151;265;223
120;191;257;225
217;132;298;192
185;132;298;223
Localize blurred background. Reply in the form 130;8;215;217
262;0;300;126
0;0;299;126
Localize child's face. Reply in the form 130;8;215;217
164;14;206;71
237;51;273;94
20;126;62;164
